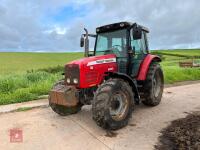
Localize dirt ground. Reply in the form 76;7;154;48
155;111;200;150
0;83;200;150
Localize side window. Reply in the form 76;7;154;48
131;30;147;54
131;39;141;54
143;32;149;53
141;32;148;54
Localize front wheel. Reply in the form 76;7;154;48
92;79;134;130
142;62;164;106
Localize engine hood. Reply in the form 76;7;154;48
65;54;118;88
66;54;117;67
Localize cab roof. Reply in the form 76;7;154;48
96;21;149;33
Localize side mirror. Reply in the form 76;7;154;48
132;27;142;40
80;36;84;47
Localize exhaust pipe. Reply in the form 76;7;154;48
84;28;89;57
80;28;96;57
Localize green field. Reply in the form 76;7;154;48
152;49;200;57
151;49;200;84
0;50;200;105
0;52;83;74
0;52;83;105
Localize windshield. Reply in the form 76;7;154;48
95;29;127;57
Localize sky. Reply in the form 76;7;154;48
0;0;200;52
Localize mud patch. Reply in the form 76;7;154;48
51;123;57;127
155;111;200;150
105;130;118;138
129;123;136;127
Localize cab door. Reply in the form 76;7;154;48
112;37;128;74
130;31;149;77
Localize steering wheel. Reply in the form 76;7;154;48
112;45;122;50
111;45;122;56
103;45;122;56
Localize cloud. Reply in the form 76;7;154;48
90;0;200;49
0;0;200;52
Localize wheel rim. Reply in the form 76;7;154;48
153;71;162;97
109;91;129;121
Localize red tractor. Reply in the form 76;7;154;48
49;22;164;130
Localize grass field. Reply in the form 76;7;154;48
0;52;83;74
152;49;200;58
0;50;199;105
0;52;83;105
151;49;200;83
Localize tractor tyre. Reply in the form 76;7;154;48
49;80;82;116
92;79;134;130
142;62;164;106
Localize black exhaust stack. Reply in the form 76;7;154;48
84;28;89;57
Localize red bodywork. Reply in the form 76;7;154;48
136;54;161;80
66;53;160;89
66;54;117;88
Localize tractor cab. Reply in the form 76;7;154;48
81;22;150;77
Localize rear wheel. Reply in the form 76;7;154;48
142;62;164;106
92;79;134;130
49;80;82;116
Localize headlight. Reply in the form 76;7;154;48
66;78;70;83
73;78;78;84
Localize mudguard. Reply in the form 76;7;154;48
137;54;161;81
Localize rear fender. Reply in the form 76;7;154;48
105;72;140;104
137;54;161;81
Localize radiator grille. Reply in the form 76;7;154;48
65;64;79;85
